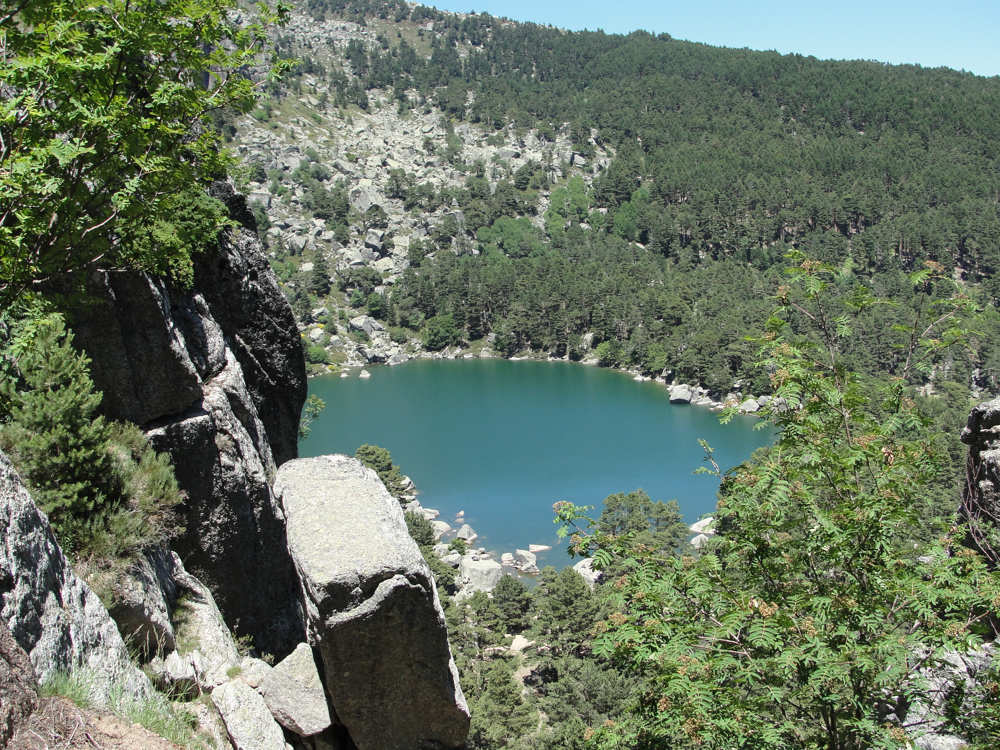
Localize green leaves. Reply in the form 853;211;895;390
0;0;284;304
567;259;1000;749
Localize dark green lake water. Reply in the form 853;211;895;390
300;359;772;567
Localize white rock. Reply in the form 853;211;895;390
509;635;535;653
669;383;693;403
572;558;602;589
431;520;452;541
513;549;538;573
458;557;503;594
359;369;371;379
456;523;478;542
691;533;711;549
689;517;715;535
212;679;287;750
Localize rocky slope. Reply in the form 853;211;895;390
233;8;611;369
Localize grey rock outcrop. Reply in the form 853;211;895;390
258;642;331;737
456;523;478;542
961;395;1000;566
1;620;37;747
212;679;287;750
513;549;539;574
669;383;693;403
107;546;178;659
458;557;503;593
0;452;151;702
276;455;470;750
572;557;603;589
69;186;306;657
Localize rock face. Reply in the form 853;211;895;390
107;546;178;659
212;679;287;750
1;620;37;747
960;395;1000;566
276;455;470;750
0;452;151;702
69;185;307;657
258;642;331;737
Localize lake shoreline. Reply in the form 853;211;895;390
318;343;769;417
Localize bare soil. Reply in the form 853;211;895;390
9;697;182;750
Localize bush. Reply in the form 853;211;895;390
355;444;408;500
0;313;114;546
0;311;183;561
405;511;435;547
422;313;460;351
305;343;330;365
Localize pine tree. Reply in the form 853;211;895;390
0;315;113;547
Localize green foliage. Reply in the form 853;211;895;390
464;659;537;749
0;307;183;561
422;313;460;351
298;394;326;439
0;312;113;542
366;291;390;320
557;260;999;750
425;550;457;593
531;567;602;657
307;255;332;297
492;574;532;633
596;490;688;559
354;443;408;501
0;0;289;306
405;510;435;547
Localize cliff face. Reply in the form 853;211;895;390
961;395;1000;566
70;185;307;656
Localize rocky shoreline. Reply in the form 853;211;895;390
319;327;770;417
402;494;603;594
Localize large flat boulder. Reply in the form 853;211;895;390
458;557;503;593
276;455;469;750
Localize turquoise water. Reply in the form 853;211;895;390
300;359;773;567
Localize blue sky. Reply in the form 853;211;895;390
425;1;1000;77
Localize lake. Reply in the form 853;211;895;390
300;359;773;568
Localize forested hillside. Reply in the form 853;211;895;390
228;3;1000;749
248;0;1000;399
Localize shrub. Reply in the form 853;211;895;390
355;444;408;500
0;311;183;561
405;511;435;547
